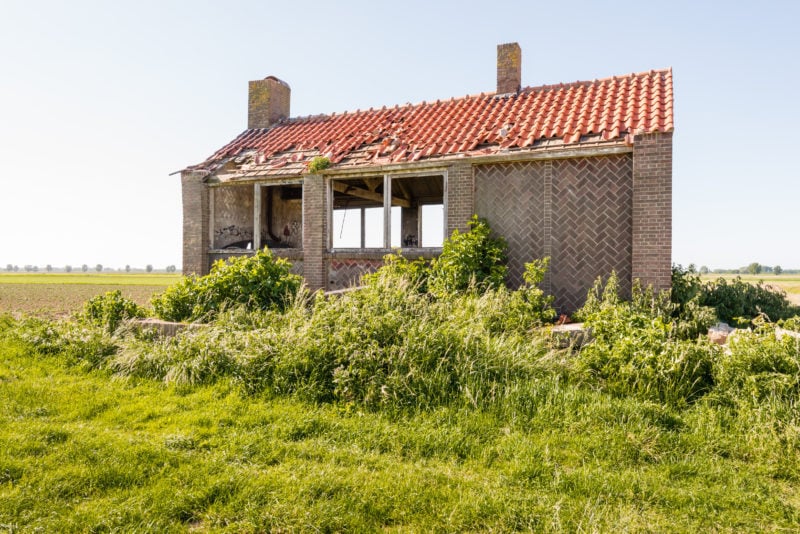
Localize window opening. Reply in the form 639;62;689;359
330;174;444;250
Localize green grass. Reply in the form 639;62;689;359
2;336;799;531
0;272;181;286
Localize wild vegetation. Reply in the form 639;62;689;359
2;221;800;531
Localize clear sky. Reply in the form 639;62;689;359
1;0;798;270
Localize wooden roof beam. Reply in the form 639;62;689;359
332;181;411;208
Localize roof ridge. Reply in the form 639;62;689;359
193;66;673;171
522;68;672;94
277;68;671;125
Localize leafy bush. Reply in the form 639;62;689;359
151;250;302;322
575;273;716;406
82;290;146;333
779;316;800;332
699;276;800;326
713;324;800;405
371;215;508;299
427;215;508;297
370;253;431;292
117;274;556;410
500;259;557;333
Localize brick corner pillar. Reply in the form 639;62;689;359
446;161;475;237
302;173;327;291
632;131;673;291
181;170;210;276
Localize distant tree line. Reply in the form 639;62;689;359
3;264;180;273
693;263;798;275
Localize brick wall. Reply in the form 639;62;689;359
181;171;210;276
248;77;290;129
474;154;634;314
496;43;522;94
302;174;327;290
446;160;474;236
632;132;672;291
327;258;383;290
550;156;633;312
475;161;546;287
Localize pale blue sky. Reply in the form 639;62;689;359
1;0;798;269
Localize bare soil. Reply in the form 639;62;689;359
0;284;165;319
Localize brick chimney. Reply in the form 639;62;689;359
496;43;522;94
248;76;290;129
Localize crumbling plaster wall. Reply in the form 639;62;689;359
212;185;253;249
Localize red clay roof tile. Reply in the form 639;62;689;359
195;68;672;175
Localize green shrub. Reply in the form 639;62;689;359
500;259;557;333
365;216;509;300
119;272;556;410
670;264;704;315
369;252;431;292
427;215;507;298
714;324;800;405
699;276;800;326
575;273;716;406
307;156;331;173
82;290;146;333
779;316;800;332
673;262;800;327
151;249;302;322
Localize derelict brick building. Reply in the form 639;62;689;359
179;43;673;313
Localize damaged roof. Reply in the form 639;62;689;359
190;68;673;179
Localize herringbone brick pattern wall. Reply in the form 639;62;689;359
288;260;304;277
327;259;382;290
551;155;633;312
475;161;546;287
475;155;633;313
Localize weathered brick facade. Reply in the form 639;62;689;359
496;42;522;94
632;132;672;291
248;77;290;129
181;170;209;276
475;161;546;288
302;173;327;290
327;258;383;290
475;154;635;313
185;143;670;312
179;44;672;309
550;155;633;311
446;161;474;235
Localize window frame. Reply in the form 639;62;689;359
326;170;448;252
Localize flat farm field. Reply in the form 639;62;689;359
701;273;800;305
0;273;180;318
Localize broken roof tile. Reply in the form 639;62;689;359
192;68;673;174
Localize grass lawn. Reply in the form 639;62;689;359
0;273;180;318
1;336;799;531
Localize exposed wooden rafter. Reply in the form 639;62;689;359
332;181;411;208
